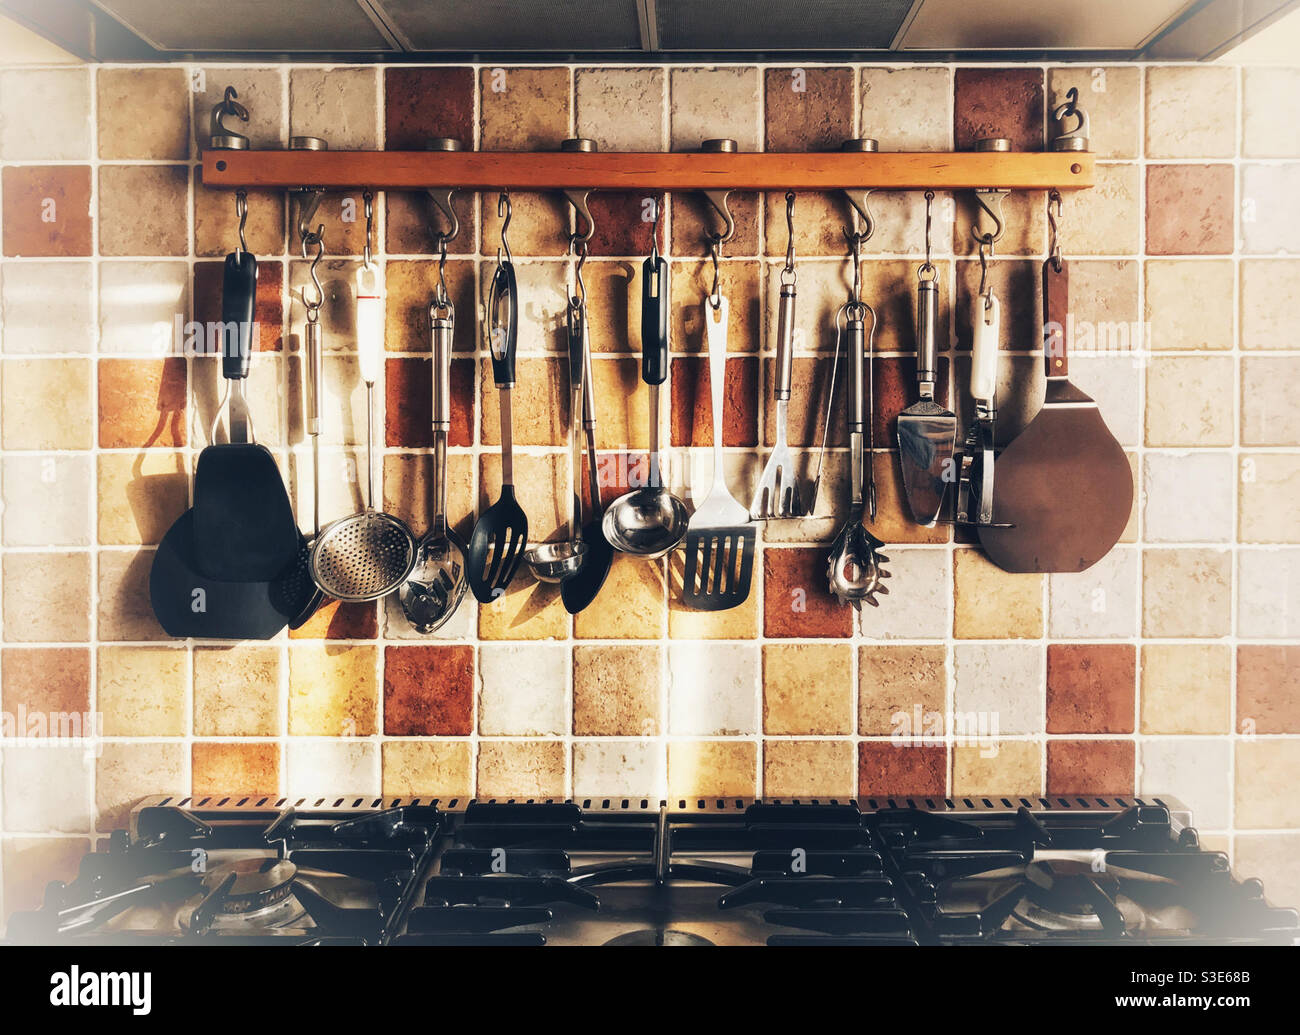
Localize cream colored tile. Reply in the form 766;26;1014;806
1145;260;1234;351
1240;453;1300;543
1140;644;1231;735
1145;356;1234;447
669;67;760;151
576;68;665;152
953;549;1043;639
97;645;186;736
1147;66;1237;159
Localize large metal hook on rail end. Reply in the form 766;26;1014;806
700;138;738;245
423;137;464;245
558;138;598;244
840;137;879;243
208;86;249;150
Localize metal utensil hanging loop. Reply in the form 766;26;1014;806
918;189;938;284
1047;189;1064;273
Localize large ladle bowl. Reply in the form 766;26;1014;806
602;487;688;559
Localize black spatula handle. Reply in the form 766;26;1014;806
487;261;518;387
641;255;669;386
221;251;257;379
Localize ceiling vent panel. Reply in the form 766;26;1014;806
375;0;643;50
89;0;394;51
896;0;1199;50
655;0;915;50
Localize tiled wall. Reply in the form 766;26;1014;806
1;58;1299;916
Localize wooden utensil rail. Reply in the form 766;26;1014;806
201;149;1094;192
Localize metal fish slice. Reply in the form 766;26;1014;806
681;296;755;611
896;269;956;526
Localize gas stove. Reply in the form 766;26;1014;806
9;795;1297;946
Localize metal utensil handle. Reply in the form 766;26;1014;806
431;306;453;433
775;283;796;401
221;251;257;379
641;255;669;386
915;275;939;392
567;300;587;536
846;310;866;434
305;319;323;535
705;296;730;483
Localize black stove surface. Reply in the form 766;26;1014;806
9;795;1297;946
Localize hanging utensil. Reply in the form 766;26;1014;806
190;193;300;582
467;191;530;604
308;206;418;602
604;201;689;558
751;190;805;520
977;187;1131;572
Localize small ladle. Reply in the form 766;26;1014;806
602;245;689;559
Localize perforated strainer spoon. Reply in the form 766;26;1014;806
308;262;417;602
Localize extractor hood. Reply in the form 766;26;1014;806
2;0;1295;61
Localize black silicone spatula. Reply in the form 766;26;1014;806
192;250;300;581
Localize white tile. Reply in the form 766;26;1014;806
285;739;379;797
1143;452;1234;543
1140;738;1231;830
572;741;665;799
0;68;90;160
479;643;568;736
952;643;1044;735
1238;548;1300;639
667;642;758;735
2;454;92;547
862;548;951;640
2;746;92;832
1067;354;1141;448
98;261;189;356
1;262;94;355
1048;546;1139;639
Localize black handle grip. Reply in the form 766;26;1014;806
488;261;518;386
221;251;257;380
641;255;669;386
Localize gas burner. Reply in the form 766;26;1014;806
181;858;310;933
604;930;714;947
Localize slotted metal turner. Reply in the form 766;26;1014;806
681;295;755;611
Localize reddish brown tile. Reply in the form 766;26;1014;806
954;69;1045;152
1046;740;1134;796
288;599;378;640
669;355;758;447
383;645;473;736
2;166;92;256
0;647;91;720
1046;644;1136;734
98;357;187;448
385;356;473;448
764;67;854;151
858;741;947;797
193;260;284;353
191;742;279;796
763;547;853;639
1238;645;1300;734
1146;165;1235;255
384;67;475;149
586;191;663;257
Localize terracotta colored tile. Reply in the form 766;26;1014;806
387;356;473;448
575;68;665;152
954;741;1041;796
859;644;946;736
763;644;852;735
953;548;1043;639
194;186;285;257
96;741;186;830
764;741;855;798
1235;741;1300;828
2;552;90;643
574;644;661;736
193;259;283;353
2;166;92;256
193;645;280;737
99;165;188;256
288;644;378;737
192;742;279;796
98;357;187;448
479;644;567;736
382;741;473;798
95;549;164;642
480;67;570;150
1047;67;1139;159
0;68;90;160
1145;165;1235;256
1243;67;1300;158
1237;645;1300;734
861;68;953;150
97;646;186;736
574;555;666;639
97;67;189;160
477;574;571;641
476;740;566;798
764;67;853;151
0;647;90;723
383;259;477;352
670;193;761;260
669;67;760;151
762;547;852;638
1146;66;1237;159
2;838;91;915
858;741;946;797
382;645;472;736
385;67;474;149
287;599;378;641
1140;644;1230;735
95;452;187;547
667;555;760;639
669;355;758;447
586;191;662;257
1144;356;1234;447
1241;163;1300;255
385;189;477;256
1046;644;1135;734
1046;740;1133;796
1142;548;1232;638
954;68;1044;152
289;67;377;149
668;741;756;799
1145;259;1234;351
